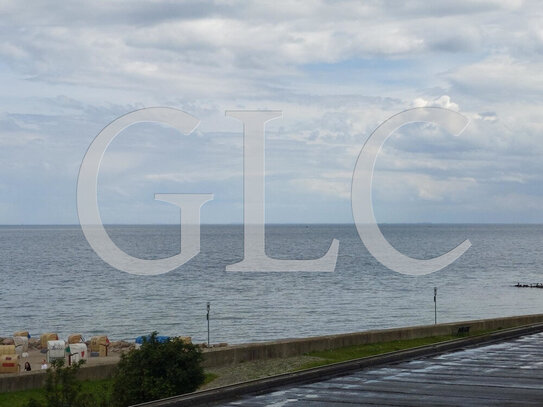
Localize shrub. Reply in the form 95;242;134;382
111;332;205;406
26;359;109;407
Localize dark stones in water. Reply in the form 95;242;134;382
515;282;543;288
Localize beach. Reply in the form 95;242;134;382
0;336;130;372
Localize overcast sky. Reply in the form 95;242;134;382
0;0;542;224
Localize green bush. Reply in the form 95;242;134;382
22;332;204;407
111;332;205;406
25;360;109;407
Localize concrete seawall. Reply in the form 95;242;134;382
3;313;543;393
201;313;543;367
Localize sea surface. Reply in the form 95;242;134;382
2;224;543;344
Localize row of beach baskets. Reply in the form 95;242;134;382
0;332;110;373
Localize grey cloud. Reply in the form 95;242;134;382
0;0;234;27
0;1;542;223
368;0;523;18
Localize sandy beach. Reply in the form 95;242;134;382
0;336;132;373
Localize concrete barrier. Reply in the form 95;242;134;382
3;313;543;393
201;313;543;367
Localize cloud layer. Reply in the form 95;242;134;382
0;0;542;224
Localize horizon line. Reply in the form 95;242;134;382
1;222;543;226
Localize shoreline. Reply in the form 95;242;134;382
4;313;543;393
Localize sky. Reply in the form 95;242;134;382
0;0;542;224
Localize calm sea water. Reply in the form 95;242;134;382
2;224;543;344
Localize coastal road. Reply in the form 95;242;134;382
219;332;543;406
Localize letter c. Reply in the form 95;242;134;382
351;107;471;275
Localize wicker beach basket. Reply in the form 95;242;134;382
67;343;87;365
13;336;28;354
0;345;16;356
0;354;19;374
47;340;66;363
90;336;110;356
40;333;58;349
67;334;84;344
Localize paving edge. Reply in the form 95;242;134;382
131;322;543;407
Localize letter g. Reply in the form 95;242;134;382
77;107;213;275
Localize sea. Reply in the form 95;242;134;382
2;224;543;344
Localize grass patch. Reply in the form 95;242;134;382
298;334;460;370
0;387;45;407
0;378;112;407
203;372;219;386
0;373;218;407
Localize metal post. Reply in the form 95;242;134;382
434;287;437;325
206;302;210;346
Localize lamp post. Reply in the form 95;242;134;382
434;287;437;325
206;302;210;346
